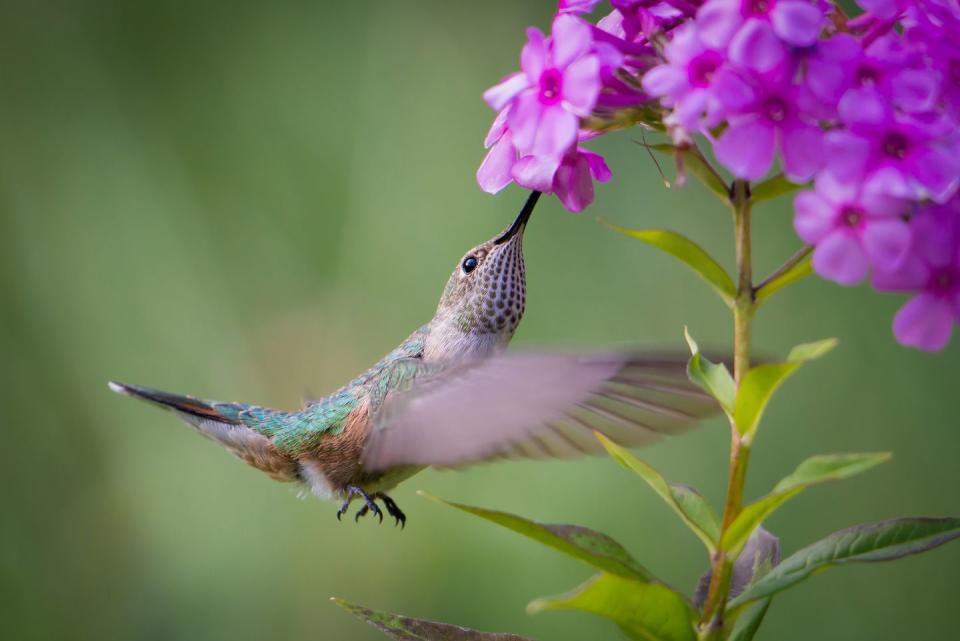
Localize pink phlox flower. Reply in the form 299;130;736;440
873;198;960;350
476;109;612;212
476;110;564;194
642;22;729;135
696;0;825;73
483;14;602;183
794;171;911;285
825;90;960;203
712;70;825;181
839;34;941;115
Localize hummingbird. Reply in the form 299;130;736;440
109;191;717;527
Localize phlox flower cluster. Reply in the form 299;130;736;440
479;0;960;350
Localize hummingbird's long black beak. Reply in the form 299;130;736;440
493;191;541;245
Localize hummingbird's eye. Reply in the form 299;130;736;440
462;256;478;274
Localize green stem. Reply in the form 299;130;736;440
699;180;755;640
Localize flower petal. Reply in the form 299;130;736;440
715;117;776;180
710;68;756;113
561;54;601;114
551;14;593;68
893;294;955;351
814;170;858;205
872;254;930;291
483;73;530;112
508;91;544;153
781;121;824;182
553;153;595;212
483;109;510;148
696;0;744;49
857;0;901;20
838;87;889;127
521;28;548;84
863;165;916;200
805;55;849;104
729;19;785;73
911;206;958;267
862;218;912;272
892;69;939;113
908;146;960;203
531;106;579;158
818;33;860;62
823;130;871;184
813;230;869;285
673;89;712;131
512;154;561;192
581;149;612;182
558;0;602;15
794;190;837;244
642;65;688;101
770;1;823;47
477;132;517;194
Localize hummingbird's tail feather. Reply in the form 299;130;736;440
108;381;241;424
108;381;301;482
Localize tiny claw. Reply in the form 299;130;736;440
336;498;351;522
373;492;406;529
354;505;369;522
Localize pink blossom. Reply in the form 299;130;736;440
873;199;960;351
713;72;825;181
483;14;602;182
696;0;825;72
642;22;728;134
824;90;960;203
794;173;910;285
476;108;611;212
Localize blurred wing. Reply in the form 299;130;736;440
361;351;719;472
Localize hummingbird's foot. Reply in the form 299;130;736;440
336;485;383;524
372;492;406;529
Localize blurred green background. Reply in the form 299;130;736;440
1;1;957;640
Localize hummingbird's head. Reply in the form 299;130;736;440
425;192;541;360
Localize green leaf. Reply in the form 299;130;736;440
684;327;735;416
418;492;650;581
786;338;838;361
730;517;960;608
772;452;891;494
597;432;720;552
751;173;806;203
649;143;730;202
331;598;537;640
734;338;837;440
604;224;736;306
529;573;697;641
728;599;772;641
721;452;890;554
755;251;812;304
